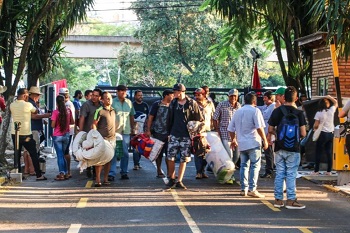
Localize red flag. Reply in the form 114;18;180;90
252;61;261;90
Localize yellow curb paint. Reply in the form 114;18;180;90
299;228;312;233
323;184;340;192
261;200;281;212
0;177;5;186
171;190;201;233
76;198;88;208
67;224;82;233
85;180;93;188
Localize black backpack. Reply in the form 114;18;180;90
276;106;300;152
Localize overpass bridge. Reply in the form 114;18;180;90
62;35;142;58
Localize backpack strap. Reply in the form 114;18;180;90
280;105;288;116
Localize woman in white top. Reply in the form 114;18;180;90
313;95;338;175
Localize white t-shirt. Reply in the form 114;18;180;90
65;100;75;135
342;100;350;121
314;105;336;133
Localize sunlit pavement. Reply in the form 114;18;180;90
0;154;349;233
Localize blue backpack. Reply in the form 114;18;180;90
276;106;300;152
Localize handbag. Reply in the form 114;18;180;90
312;122;324;141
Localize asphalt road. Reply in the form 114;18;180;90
0;153;349;233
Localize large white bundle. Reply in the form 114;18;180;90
72;129;114;172
205;131;235;184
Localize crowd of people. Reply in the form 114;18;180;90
3;82;348;211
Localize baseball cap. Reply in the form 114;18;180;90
228;89;239;96
272;87;286;95
59;88;69;94
173;83;186;92
116;84;127;91
194;88;206;95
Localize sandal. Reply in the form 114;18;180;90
94;183;102;187
195;173;202;179
36;176;48;181
202;173;209;178
102;181;111;186
55;173;65;181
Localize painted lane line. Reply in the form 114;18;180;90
171;190;202;233
85;180;93;188
261;200;281;212
76;198;88;208
67;224;82;233
299;228;313;233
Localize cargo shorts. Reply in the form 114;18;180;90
167;135;191;163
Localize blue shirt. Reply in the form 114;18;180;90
28;97;43;131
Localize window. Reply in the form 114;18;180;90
318;78;328;96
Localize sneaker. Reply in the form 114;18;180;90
226;179;234;185
133;165;139;170
274;199;285;208
260;173;272;178
166;179;176;188
121;174;129;180
176;181;187;190
285;199;305;209
240;190;247;196
248;190;265;198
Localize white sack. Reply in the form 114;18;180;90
72;129;114;172
205;131;235;184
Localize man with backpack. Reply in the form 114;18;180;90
145;89;174;178
267;86;307;209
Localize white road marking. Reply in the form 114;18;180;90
67;224;81;233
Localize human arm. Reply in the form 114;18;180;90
300;125;306;138
257;127;268;150
326;95;338;108
130;115;136;135
313;119;320;130
145;114;154;137
339;100;350;118
229;131;237;149
267;126;276;145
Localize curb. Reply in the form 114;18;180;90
303;176;350;197
0;176;6;186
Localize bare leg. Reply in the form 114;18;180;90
156;155;163;175
24;151;35;175
167;160;176;179
95;165;102;184
65;154;71;176
177;162;187;182
103;162;111;183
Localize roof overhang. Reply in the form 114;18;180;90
295;32;328;49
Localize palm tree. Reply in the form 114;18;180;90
202;0;321;93
0;0;94;165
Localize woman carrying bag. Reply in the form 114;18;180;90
312;95;338;175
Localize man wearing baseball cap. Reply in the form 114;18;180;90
272;87;286;107
109;84;135;181
213;88;241;183
166;83;203;189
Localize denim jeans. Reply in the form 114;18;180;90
274;150;300;200
194;155;207;174
222;139;239;164
109;134;130;177
133;149;141;166
52;133;70;174
239;147;261;191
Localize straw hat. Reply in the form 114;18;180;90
0;85;7;94
28;86;42;95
